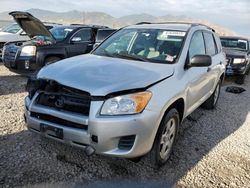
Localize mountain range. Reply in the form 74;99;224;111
0;8;236;36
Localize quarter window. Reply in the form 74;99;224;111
203;32;217;56
189;31;206;61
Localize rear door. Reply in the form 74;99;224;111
203;31;221;92
66;28;94;57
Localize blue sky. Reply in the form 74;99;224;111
0;0;249;37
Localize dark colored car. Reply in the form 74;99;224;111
94;28;116;48
2;12;111;74
220;36;250;84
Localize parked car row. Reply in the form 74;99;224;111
1;12;116;73
1;11;249;168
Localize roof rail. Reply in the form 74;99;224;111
135;21;215;32
136;22;152;25
70;24;109;28
191;23;215;32
42;21;62;25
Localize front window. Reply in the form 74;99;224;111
1;23;21;34
93;28;186;64
221;38;248;51
50;27;74;41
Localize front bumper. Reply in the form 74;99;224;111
226;64;248;76
24;96;160;158
4;56;38;74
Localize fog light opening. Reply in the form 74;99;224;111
25;60;30;69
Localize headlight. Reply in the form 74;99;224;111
20;46;36;56
100;91;152;115
233;58;245;64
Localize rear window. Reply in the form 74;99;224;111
96;29;116;42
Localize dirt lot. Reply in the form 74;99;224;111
0;64;250;187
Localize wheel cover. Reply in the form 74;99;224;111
159;117;176;160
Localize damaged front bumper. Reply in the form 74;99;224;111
24;93;160;158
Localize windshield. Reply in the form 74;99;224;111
1;23;21;34
93;28;186;64
221;38;248;51
49;27;74;41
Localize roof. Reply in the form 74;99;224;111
69;24;109;29
126;22;214;32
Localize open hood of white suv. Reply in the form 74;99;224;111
37;54;175;96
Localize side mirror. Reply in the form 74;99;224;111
93;43;100;49
71;37;82;43
20;31;27;36
189;55;212;67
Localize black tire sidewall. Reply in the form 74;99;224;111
151;108;180;167
45;57;61;66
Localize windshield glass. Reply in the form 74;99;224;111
1;23;21;34
93;28;186;64
221;38;248;51
50;27;74;41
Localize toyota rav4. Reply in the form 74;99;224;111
24;23;225;168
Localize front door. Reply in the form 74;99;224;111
66;28;94;57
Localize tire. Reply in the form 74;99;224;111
44;56;61;66
201;80;221;109
149;108;179;169
235;74;245;85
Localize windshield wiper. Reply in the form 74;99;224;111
113;53;149;62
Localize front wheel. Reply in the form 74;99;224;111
202;80;221;109
149;108;179;169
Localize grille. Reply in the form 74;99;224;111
31;112;88;130
118;135;136;150
3;44;19;65
36;82;91;116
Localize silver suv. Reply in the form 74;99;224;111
24;23;225;168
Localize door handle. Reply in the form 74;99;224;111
207;67;211;72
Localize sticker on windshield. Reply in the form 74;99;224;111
157;31;186;41
165;55;174;62
163;31;186;36
238;40;247;43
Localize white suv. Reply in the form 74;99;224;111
24;23;226;168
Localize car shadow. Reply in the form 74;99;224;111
0;74;27;95
0;76;249;187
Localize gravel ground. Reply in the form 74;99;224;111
0;64;250;188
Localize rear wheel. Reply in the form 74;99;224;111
149;108;179;169
44;56;61;66
202;80;221;109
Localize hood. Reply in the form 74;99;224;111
223;48;247;58
9;11;55;41
37;54;174;96
0;31;14;36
